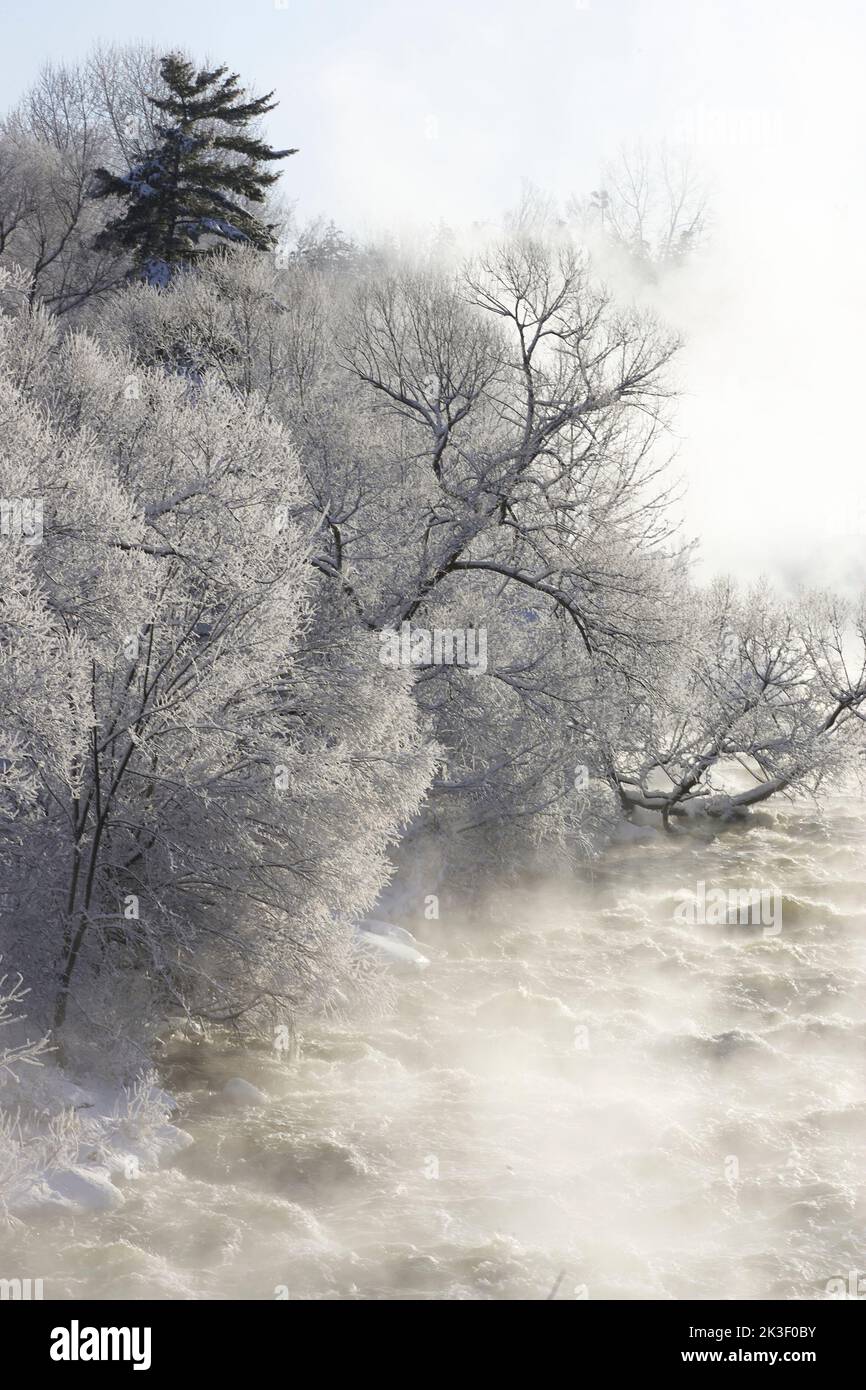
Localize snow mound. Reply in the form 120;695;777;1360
356;919;430;967
221;1077;268;1107
41;1164;125;1213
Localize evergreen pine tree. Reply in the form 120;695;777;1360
92;54;296;285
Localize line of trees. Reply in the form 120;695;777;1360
1;45;864;1072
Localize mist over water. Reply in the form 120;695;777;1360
6;799;866;1301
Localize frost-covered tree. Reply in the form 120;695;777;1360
283;217;359;274
594;580;866;826
0;45;169;315
0;269;433;1069
92;54;296;286
568;145;708;282
328;241;685;864
0;964;49;1081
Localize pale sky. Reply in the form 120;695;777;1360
3;0;865;590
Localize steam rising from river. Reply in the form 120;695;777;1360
5;800;866;1299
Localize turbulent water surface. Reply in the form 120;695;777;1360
7;800;866;1300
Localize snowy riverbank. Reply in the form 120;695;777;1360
0;1064;192;1219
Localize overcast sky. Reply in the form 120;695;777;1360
3;0;864;589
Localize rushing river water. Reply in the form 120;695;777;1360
6;799;866;1300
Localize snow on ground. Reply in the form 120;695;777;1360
0;1063;191;1218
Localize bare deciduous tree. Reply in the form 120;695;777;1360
569;144;708;276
